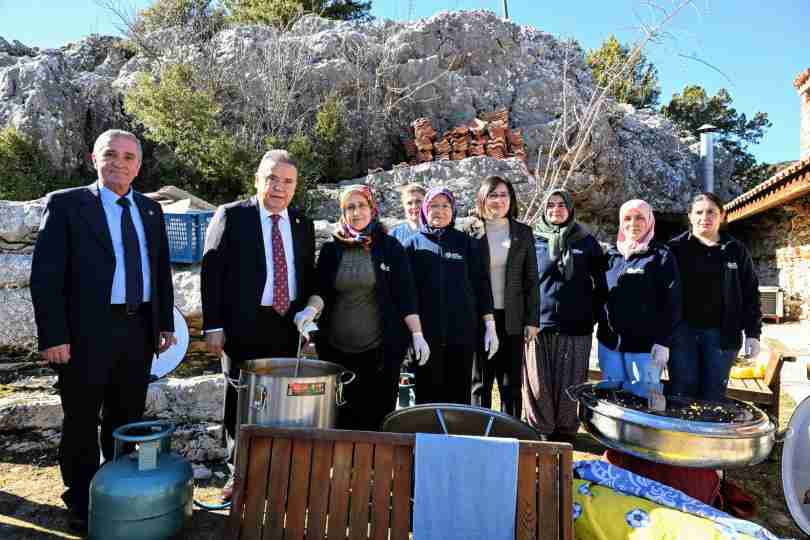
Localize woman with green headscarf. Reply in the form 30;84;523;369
523;189;607;443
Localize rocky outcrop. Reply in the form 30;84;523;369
1;10;739;216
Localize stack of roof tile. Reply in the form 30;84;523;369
467;118;488;156
485;122;507;159
413;118;437;163
450;126;470;160
507;128;527;162
434;134;452;161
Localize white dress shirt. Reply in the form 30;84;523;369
259;204;297;306
98;182;151;304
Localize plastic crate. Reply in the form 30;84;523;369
165;211;214;264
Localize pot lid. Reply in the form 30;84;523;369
781;395;810;535
381;403;540;440
150;307;189;379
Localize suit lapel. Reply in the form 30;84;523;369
504;219;518;282
133;192;160;275
79;183;115;258
289;208;306;296
250;198;267;303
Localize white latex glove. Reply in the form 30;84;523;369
411;332;431;366
744;337;761;359
293;306;318;339
484;319;499;360
650;344;669;369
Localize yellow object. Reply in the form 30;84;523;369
730;351;769;379
572;479;756;540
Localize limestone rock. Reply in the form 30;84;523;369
0;287;37;352
0;199;45;253
0;254;32;287
0;391;62;431
144;375;223;423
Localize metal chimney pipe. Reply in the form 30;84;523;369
698;124;717;193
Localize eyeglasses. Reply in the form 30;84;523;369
486;192;510;200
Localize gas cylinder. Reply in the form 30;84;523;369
89;421;193;539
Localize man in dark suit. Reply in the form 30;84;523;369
201;149;322;499
30;129;176;532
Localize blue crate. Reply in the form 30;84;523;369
165;211;214;264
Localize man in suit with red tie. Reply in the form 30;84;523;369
201;149;322;499
30;130;176;532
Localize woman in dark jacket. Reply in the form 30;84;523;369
465;176;540;418
404;186;496;405
315;185;430;431
597;199;681;409
668;192;761;402
524;189;607;443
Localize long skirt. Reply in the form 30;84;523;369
522;332;592;436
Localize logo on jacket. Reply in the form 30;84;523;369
379;262;391;272
625;267;645;274
444;252;464;260
572;249;584;254
727;262;738;270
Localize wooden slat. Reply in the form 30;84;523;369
516;450;538;540
390;445;412;540
242;436;274;540
305;440;334;540
265;438;293;540
370;444;394;540
285;439;314;540
326;441;354;540
559;449;573;540
239;426;415;446
227;430;256;539
537;453;559;540
348;443;373;540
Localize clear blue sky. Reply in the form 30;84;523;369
1;0;806;165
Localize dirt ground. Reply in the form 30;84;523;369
1;392;805;539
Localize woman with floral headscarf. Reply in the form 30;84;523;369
314;185;430;431
404;187;496;405
596;199;682;409
524;189;607;443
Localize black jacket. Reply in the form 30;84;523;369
535;233;607;336
463;217;540;335
30;183;175;383
405;227;494;346
597;242;682;352
315;230;417;362
668;231;761;350
201;197;316;345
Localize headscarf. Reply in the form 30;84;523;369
419;187;456;237
534;189;587;280
333;184;380;250
616;199;655;259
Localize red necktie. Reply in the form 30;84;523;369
270;214;290;315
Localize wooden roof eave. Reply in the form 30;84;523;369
727;167;810;223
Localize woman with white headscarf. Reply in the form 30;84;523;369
596;199;682;408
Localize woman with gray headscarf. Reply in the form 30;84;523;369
523;189;607;444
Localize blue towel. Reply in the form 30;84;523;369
414;433;519;540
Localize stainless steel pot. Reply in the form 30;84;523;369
567;381;775;468
231;358;355;436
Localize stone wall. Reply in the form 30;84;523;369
731;192;810;320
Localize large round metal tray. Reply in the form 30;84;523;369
381;403;540;440
568;381;775;468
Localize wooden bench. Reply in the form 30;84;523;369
226;426;574;540
587;337;794;416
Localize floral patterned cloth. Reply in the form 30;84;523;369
572;460;788;540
